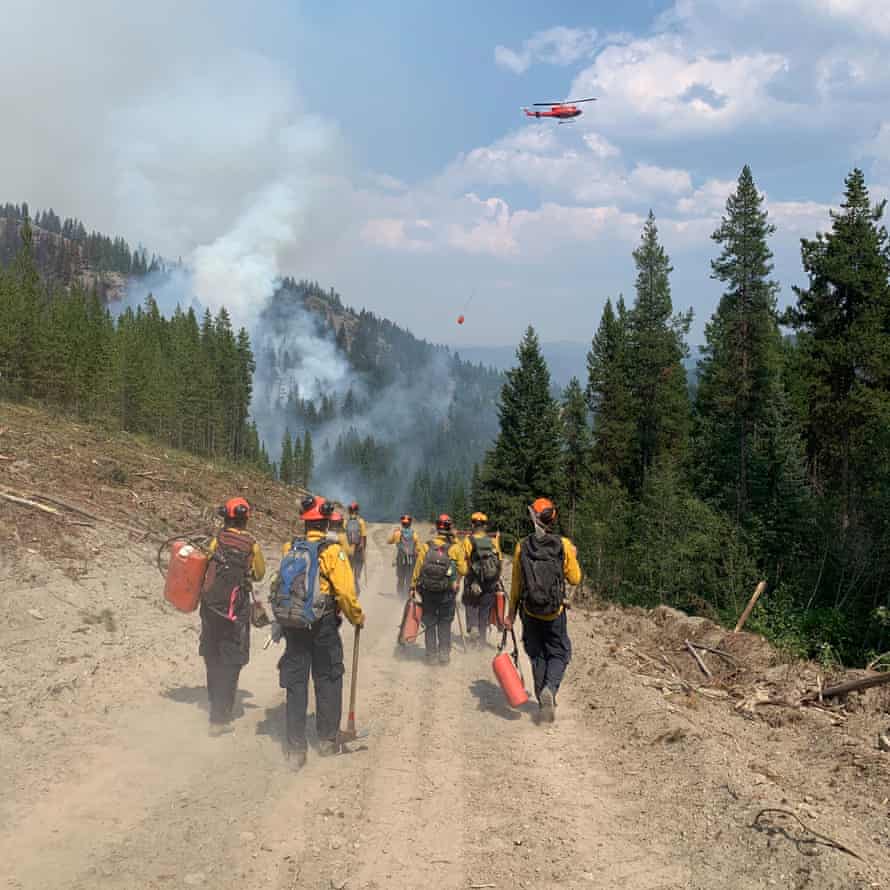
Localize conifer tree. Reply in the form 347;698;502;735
560;377;592;536
787;168;890;526
280;431;295;485
480;326;562;543
694;165;783;521
586;297;636;486
302;430;314;489
627;211;692;490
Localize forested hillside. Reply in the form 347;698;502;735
479;166;890;665
253;279;504;520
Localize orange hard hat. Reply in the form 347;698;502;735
436;513;452;532
530;497;557;524
471;511;488;524
300;496;334;522
224;497;250;520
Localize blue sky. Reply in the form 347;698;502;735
5;1;890;349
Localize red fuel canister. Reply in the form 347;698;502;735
492;629;528;708
398;598;423;645
163;540;208;613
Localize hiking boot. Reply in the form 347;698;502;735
208;722;233;738
286;749;307;772
438;652;451;666
539;687;556;723
317;739;339;757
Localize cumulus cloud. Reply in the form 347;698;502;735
495;26;598;75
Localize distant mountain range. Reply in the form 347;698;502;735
454;340;703;390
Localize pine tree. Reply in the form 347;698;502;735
694;165;783;522
280;431;294;484
787;168;890;527
586;297;636;486
480;326;562;544
302;430;314;489
560;376;592;536
627;211;692;490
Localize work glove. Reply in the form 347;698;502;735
270;621;283;643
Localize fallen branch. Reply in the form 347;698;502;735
734;580;767;633
688;641;737;664
752;808;863;861
685;639;712;678
802;672;890;702
0;490;60;516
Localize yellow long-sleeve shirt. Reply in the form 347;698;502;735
509;535;581;620
412;534;468;589
389;526;420;551
208;528;266;581
279;530;364;627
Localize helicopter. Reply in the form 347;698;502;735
522;97;597;123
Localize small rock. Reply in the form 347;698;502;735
330;836;343;850
878;731;890;752
331;879;348;890
184;873;206;886
27;609;46;621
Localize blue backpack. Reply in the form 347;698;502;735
270;539;332;628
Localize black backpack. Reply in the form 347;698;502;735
346;518;362;548
201;528;255;619
519;533;565;615
418;540;454;594
470;535;501;586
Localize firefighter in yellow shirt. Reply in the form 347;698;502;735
461;511;502;647
201;498;266;736
507;498;582;723
345;503;368;595
389;514;420;597
274;496;364;770
411;514;468;665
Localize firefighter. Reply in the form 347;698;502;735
388;515;420;597
506;498;581;723
461;511;502;647
200;497;266;736
276;496;364;770
411;514;467;665
345;503;367;596
329;511;353;557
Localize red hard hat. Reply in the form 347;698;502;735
349;502;359;512
436;513;452;532
330;511;344;525
300;496;334;522
224;497;250;520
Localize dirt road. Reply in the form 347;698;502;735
2;523;889;890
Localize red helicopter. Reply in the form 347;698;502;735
522;97;596;123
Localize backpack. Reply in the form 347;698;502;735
346;518;362;548
470;535;501;586
201;528;255;619
519;533;565;615
269;538;333;628
397;528;416;565
418;540;454;595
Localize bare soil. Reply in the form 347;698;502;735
3;401;890;889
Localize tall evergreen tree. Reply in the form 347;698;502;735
280;431;295;484
302;430;314;489
787;168;890;527
694;165;783;521
480;326;562;544
627;211;692;490
586;296;636;486
560;376;593;536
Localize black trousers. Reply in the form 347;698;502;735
464;577;495;639
199;602;249;725
350;552;364;596
396;558;414;596
421;590;455;659
521;610;572;701
278;614;345;753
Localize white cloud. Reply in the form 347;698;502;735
583;132;621;159
814;0;890;38
495;26;598;75
570;35;789;136
676;178;735;214
361;217;433;252
629;164;693;195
